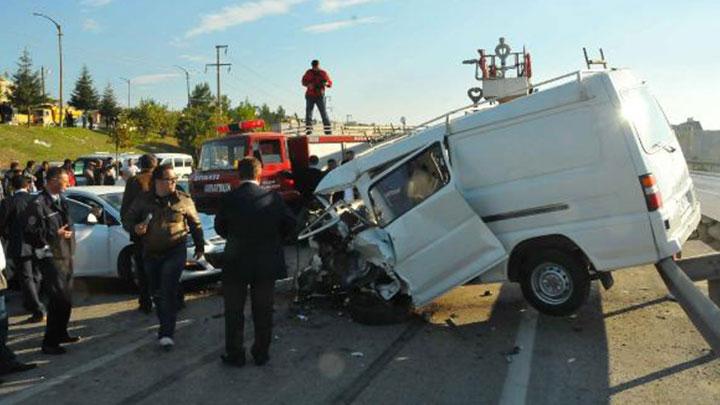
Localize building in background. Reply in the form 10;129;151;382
674;118;720;172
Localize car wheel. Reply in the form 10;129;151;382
519;249;590;317
118;247;139;291
348;292;413;325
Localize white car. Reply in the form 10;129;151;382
64;186;224;284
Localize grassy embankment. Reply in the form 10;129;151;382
0;125;189;166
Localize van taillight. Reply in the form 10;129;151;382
639;174;663;211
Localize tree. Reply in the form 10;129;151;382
8;49;43;127
127;98;171;139
69;65;99;128
175;103;230;156
98;83;121;128
189;82;213;108
108;110;140;151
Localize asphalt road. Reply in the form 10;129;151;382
0;243;718;404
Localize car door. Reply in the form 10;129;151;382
67;198;111;277
366;141;508;306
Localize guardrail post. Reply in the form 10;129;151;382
656;258;720;355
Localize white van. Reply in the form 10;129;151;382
300;69;701;316
154;153;194;179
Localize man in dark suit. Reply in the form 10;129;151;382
23;167;79;355
215;157;296;367
294;155;323;207
0;175;45;323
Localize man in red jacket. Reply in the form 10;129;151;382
301;60;333;135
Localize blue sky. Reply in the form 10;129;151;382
2;0;719;128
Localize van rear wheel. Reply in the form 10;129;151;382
519;249;590;316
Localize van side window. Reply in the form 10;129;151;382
184;158;193;167
174;158;183;167
369;143;450;226
255;139;282;164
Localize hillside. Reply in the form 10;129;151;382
0;125;189;166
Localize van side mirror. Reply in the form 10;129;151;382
86;213;98;225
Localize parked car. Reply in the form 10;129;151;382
64;186;224;284
299;68;701;318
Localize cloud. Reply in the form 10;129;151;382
80;0;113;7
319;0;377;13
186;0;305;38
303;16;379;33
179;54;208;63
82;18;100;32
132;73;181;85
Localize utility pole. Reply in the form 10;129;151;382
119;77;131;108
33;12;63;127
40;66;46;100
205;45;231;112
173;65;191;107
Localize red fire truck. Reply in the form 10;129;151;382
189;120;374;213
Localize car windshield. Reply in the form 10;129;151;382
199;140;247;171
99;192;123;211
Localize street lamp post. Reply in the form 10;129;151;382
33;12;63;127
173;65;191;107
120;77;131;108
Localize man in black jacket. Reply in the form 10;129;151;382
215;157;296;367
23;167;79;355
0;175;45;323
120;154;157;313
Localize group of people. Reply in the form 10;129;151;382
0;160;76;197
0;165;78;380
82;157;123;186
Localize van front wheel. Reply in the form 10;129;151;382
519;249;590;316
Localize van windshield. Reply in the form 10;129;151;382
199;140;246;171
621;87;675;153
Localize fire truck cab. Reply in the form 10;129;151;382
190;120;303;213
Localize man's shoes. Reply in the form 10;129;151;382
220;354;246;368
138;303;152;314
0;361;38;375
41;345;67;355
158;337;174;351
58;335;81;344
250;347;270;366
26;313;45;324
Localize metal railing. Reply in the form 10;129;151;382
657;255;720;354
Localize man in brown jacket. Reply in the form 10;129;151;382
124;163;205;350
121;154;157;313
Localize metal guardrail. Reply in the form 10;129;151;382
656;256;720;354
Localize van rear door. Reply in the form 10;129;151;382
366;141;507;306
620;85;699;255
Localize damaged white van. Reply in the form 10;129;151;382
297;68;700;318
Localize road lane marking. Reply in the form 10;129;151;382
0;320;193;405
331;320;424;405
499;309;539;405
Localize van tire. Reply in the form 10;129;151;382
348;293;412;326
519;249;590;316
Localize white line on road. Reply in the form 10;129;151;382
0;320;194;405
499;308;539;405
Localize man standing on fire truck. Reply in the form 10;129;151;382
302;60;333;135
